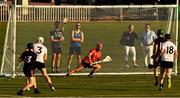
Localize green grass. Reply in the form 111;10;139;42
6;21;179;73
0;21;179;97
0;22;6;64
0;75;180;97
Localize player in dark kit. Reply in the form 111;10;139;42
17;43;40;95
148;29;164;86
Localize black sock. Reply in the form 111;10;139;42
19;90;23;93
34;88;38;91
89;71;94;75
66;73;69;77
155;76;158;82
160;83;163;87
49;84;53;87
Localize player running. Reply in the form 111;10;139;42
157;34;178;91
17;43;40;95
148;29;164;86
65;42;103;77
33;37;55;91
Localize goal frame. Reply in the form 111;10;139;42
0;2;178;76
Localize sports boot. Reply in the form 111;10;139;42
167;78;172;88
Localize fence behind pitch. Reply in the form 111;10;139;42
0;5;178;22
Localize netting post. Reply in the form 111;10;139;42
0;9;12;76
174;0;179;75
12;0;17;75
167;8;173;34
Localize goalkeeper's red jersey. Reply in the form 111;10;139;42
82;48;102;64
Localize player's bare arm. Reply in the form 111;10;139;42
88;53;93;64
71;30;83;43
80;31;84;43
152;44;158;58
156;49;165;62
174;50;178;62
44;53;47;61
60;31;65;42
19;57;23;62
59;36;64;42
50;35;59;42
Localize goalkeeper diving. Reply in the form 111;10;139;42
65;42;106;77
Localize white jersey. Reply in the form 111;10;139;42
33;43;47;63
161;40;177;62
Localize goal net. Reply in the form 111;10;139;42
0;5;178;76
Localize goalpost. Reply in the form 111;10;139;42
0;0;17;76
0;3;178;76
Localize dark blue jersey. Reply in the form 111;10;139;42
50;29;63;48
20;51;37;69
71;30;82;47
120;31;138;46
154;37;165;56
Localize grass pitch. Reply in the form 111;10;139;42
0;21;179;97
0;75;180;97
4;21;179;73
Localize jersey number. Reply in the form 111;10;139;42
166;46;174;54
25;56;32;63
37;46;42;54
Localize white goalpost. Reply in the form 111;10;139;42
175;0;179;75
0;3;178;76
0;0;17;77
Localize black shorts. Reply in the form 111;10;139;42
23;67;34;77
160;61;173;68
52;45;62;53
34;61;46;70
82;62;92;68
69;46;81;55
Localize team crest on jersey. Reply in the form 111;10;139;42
54;30;62;38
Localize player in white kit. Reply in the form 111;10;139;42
157;34;178;91
33;37;55;91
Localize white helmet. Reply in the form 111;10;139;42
37;36;44;44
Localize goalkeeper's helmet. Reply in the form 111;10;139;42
157;29;164;37
37;36;44;44
27;43;33;49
